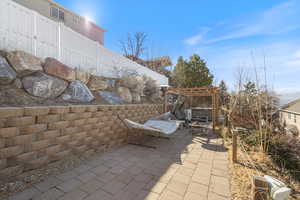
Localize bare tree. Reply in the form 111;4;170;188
228;54;280;152
119;32;147;59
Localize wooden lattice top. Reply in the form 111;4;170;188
166;87;219;97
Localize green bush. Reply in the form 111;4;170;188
238;129;263;149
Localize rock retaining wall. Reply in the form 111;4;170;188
0;104;163;178
1;51;162;106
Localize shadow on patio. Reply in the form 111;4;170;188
8;127;231;200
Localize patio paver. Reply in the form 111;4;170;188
8;128;231;200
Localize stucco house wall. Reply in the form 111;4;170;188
12;0;105;45
280;110;300;132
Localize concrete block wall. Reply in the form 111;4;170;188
0;104;163;178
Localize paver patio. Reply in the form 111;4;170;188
7;128;231;200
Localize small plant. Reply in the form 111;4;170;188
268;135;300;182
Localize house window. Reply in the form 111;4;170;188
50;7;59;18
73;15;82;25
59;10;65;21
294;114;297;123
50;6;65;21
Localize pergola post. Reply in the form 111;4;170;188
215;91;219;125
164;90;168;113
165;87;220;131
212;92;216;130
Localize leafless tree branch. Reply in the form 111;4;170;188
119;32;147;58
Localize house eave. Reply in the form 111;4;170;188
279;109;300;115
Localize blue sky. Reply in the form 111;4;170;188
56;0;300;95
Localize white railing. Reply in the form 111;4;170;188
0;0;169;85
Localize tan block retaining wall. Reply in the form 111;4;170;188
0;104;163;178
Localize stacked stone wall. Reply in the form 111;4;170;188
0;104;163;178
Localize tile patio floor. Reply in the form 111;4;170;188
7;128;231;200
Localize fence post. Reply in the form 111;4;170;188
58;23;62;61
33;11;37;57
226;120;231;141
232;130;237;163
224;112;228;127
96;43;101;76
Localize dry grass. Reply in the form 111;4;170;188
226;142;300;200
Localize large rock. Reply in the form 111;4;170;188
121;75;145;95
0;50;8;57
75;69;90;84
6;51;43;77
117;87;132;103
106;79;116;88
132;92;141;103
87;75;108;91
150;90;162;102
43;58;76;81
0;55;16;85
98;91;123;105
22;72;68;98
131;76;145;95
143;77;162;101
144;77;159;96
62;80;95;102
12;78;23;89
121;75;139;89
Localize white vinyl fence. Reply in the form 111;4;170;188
0;0;169;85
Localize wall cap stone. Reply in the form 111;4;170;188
0;107;24;119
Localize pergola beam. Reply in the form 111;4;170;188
164;87;220;130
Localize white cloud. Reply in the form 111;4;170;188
287;59;300;67
286;50;300;66
184;27;210;46
295;50;300;58
184;0;300;45
186;40;300;92
180;1;300;92
184;34;203;46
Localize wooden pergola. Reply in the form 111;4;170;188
164;87;220;129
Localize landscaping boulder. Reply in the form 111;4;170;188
75;69;90;84
62;80;94;102
87;75;108;91
121;74;145;96
121;74;139;90
12;78;23;89
150;90;162;102
43;58;76;81
0;55;16;85
6;51;43;77
22;72;68;98
98;91;123;105
131;76;145;95
117;87;132;103
143;77;162;102
0;50;8;57
106;79;116;88
132;92;141;103
144;77;159;96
